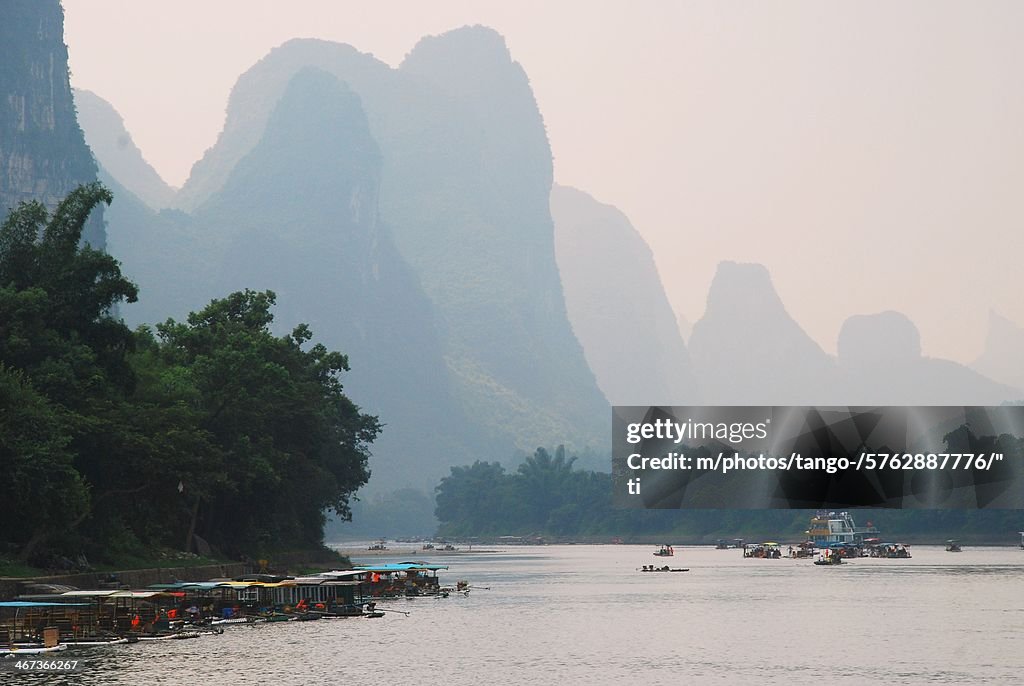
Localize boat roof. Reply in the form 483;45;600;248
0;601;91;607
60;590;120;597
318;570;367;579
289;577;361;586
59;590;173;599
352;562;448;572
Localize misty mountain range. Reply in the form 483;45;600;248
8;17;1020;494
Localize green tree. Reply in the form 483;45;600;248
154;289;380;556
435;461;511;535
0;367;87;561
514;445;577;528
0;184;139;562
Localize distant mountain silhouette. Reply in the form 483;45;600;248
688;261;836;404
74;89;175;209
550;184;697;405
837;310;1020;404
973;311;1024;391
688;262;1020;405
0;0;104;247
173;40;396;212
161;27;608;459
194;68;476;485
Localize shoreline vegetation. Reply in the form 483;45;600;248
430;448;1024;546
1;186;378;573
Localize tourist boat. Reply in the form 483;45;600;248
715;538;743;549
813;555;843;566
863;542;912;559
946;540;962;552
320;562;448;599
806;511;879;548
0;600;90;651
654;544;674;557
368;540;388;551
743;542;781;559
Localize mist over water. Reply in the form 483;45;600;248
48;545;1024;685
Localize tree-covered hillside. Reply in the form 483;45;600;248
0;186;378;571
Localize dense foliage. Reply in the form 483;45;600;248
0;185;379;569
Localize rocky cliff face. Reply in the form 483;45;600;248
551;184;697;405
688;262;1020;405
0;0;103;247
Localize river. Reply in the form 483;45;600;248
19;544;1024;685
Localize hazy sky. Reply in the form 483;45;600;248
62;1;1024;364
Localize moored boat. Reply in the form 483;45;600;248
806;511;879;549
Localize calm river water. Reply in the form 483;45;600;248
23;544;1024;685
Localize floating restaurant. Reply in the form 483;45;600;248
323;562;450;597
1;562;452;653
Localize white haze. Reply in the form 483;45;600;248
62;0;1024;364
